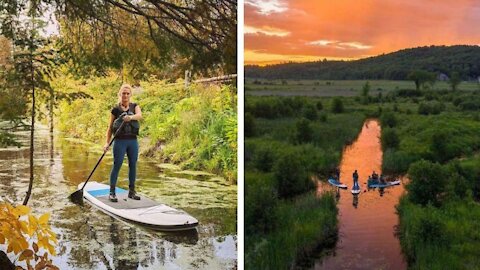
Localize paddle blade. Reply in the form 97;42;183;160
69;189;84;205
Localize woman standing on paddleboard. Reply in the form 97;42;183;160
104;84;143;202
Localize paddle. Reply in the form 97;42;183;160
69;116;127;205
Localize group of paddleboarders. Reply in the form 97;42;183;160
352;170;386;185
333;168;388;186
369;171;386;184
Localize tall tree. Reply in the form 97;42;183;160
53;0;237;77
449;71;461;91
407;70;436;90
1;0;60;205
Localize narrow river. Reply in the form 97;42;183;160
0;126;237;269
314;120;406;270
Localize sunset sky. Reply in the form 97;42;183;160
245;0;480;65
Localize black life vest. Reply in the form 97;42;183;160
112;103;140;136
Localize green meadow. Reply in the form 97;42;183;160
245;79;480;97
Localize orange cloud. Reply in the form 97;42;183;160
245;0;480;64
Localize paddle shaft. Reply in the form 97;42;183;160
78;120;127;192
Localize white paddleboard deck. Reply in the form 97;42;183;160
79;182;198;231
351;183;361;194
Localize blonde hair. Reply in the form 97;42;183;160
117;84;133;104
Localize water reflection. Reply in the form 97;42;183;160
0;126;236;269
315;120;406;270
352;194;359;208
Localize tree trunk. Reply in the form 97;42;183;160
50;88;54;133
0;251;15;270
23;32;35;206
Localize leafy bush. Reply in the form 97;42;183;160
252;147;275;172
418;101;445;115
380;111;397;127
381;128;400;150
0;203;58;270
245;113;256;137
406;160;447;206
273;152;314;198
296;118;313;143
302;103;318;121
395;89;423;97
382;149;418;175
245;172;278;234
331;97;344;113
319;113;327;122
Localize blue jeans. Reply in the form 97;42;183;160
109;139;138;191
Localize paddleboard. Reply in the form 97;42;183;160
368;179;401;188
351;182;361;194
79;182;198;231
328;178;347;189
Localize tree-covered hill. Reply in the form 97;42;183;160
246;45;480;81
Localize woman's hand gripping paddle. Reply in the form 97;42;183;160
69;115;127;205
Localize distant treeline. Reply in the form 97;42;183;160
246;45;480;81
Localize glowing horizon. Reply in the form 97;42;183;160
245;0;480;65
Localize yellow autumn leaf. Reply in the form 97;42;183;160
47;243;56;256
14;205;31;216
19;249;34;261
28;215;38;234
12;241;22;254
28;214;37;225
0;233;5;244
18;237;29;250
20;221;29;234
38;213;50;225
6;203;14;213
41;237;50;251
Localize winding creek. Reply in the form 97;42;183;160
0;126;237;269
315;120;406;270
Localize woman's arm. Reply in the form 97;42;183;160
104;114;115;151
125;105;142;121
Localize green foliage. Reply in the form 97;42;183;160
381;128;399;150
380;111;397;127
56;76;237;181
56;1;237;76
246;45;480;81
397;198;480;269
0;132;21;147
245;112;256;137
252;147;275;172
418;101;445;115
382;149;418;175
319;112;327;122
408;70;437;90
360;81;370;104
295;118;313;143
406;160;447;206
316;100;323;110
245;192;338;270
361;81;370;97
449;71;461;91
331;97;344;113
273;152;313;198
302;103;318;120
245;172;278;234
